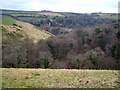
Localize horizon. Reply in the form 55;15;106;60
1;0;119;13
1;8;118;14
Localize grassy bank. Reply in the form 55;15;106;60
2;68;120;88
0;15;16;25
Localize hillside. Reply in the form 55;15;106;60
0;15;53;41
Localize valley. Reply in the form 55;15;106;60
0;9;120;89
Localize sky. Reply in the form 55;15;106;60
1;0;120;13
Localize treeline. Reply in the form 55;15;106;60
2;23;120;69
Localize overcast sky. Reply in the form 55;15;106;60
1;0;120;13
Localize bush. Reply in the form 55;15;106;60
68;58;81;69
94;28;103;34
41;58;51;69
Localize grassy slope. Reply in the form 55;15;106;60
0;15;24;42
1;15;52;40
1;27;24;43
13;21;52;40
0;15;16;25
2;68;119;88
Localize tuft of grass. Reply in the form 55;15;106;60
2;68;119;88
0;27;6;32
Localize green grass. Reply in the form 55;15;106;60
2;68;120;88
0;15;16;25
9;12;65;20
98;15;120;20
61;12;79;16
10;14;40;17
39;12;65;17
18;17;47;21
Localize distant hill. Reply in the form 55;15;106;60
1;9;118;29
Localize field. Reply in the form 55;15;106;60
9;14;40;17
96;14;120;20
39;12;65;17
7;12;65;21
0;15;16;25
98;15;119;20
2;68;120;88
17;17;46;21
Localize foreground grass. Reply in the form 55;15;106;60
2;68;120;88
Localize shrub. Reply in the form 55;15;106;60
41;58;51;69
68;58;81;69
94;28;103;34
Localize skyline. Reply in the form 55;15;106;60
1;0;120;13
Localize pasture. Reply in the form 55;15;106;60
2;68;120;88
0;15;16;25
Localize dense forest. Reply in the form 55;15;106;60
1;9;120;69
